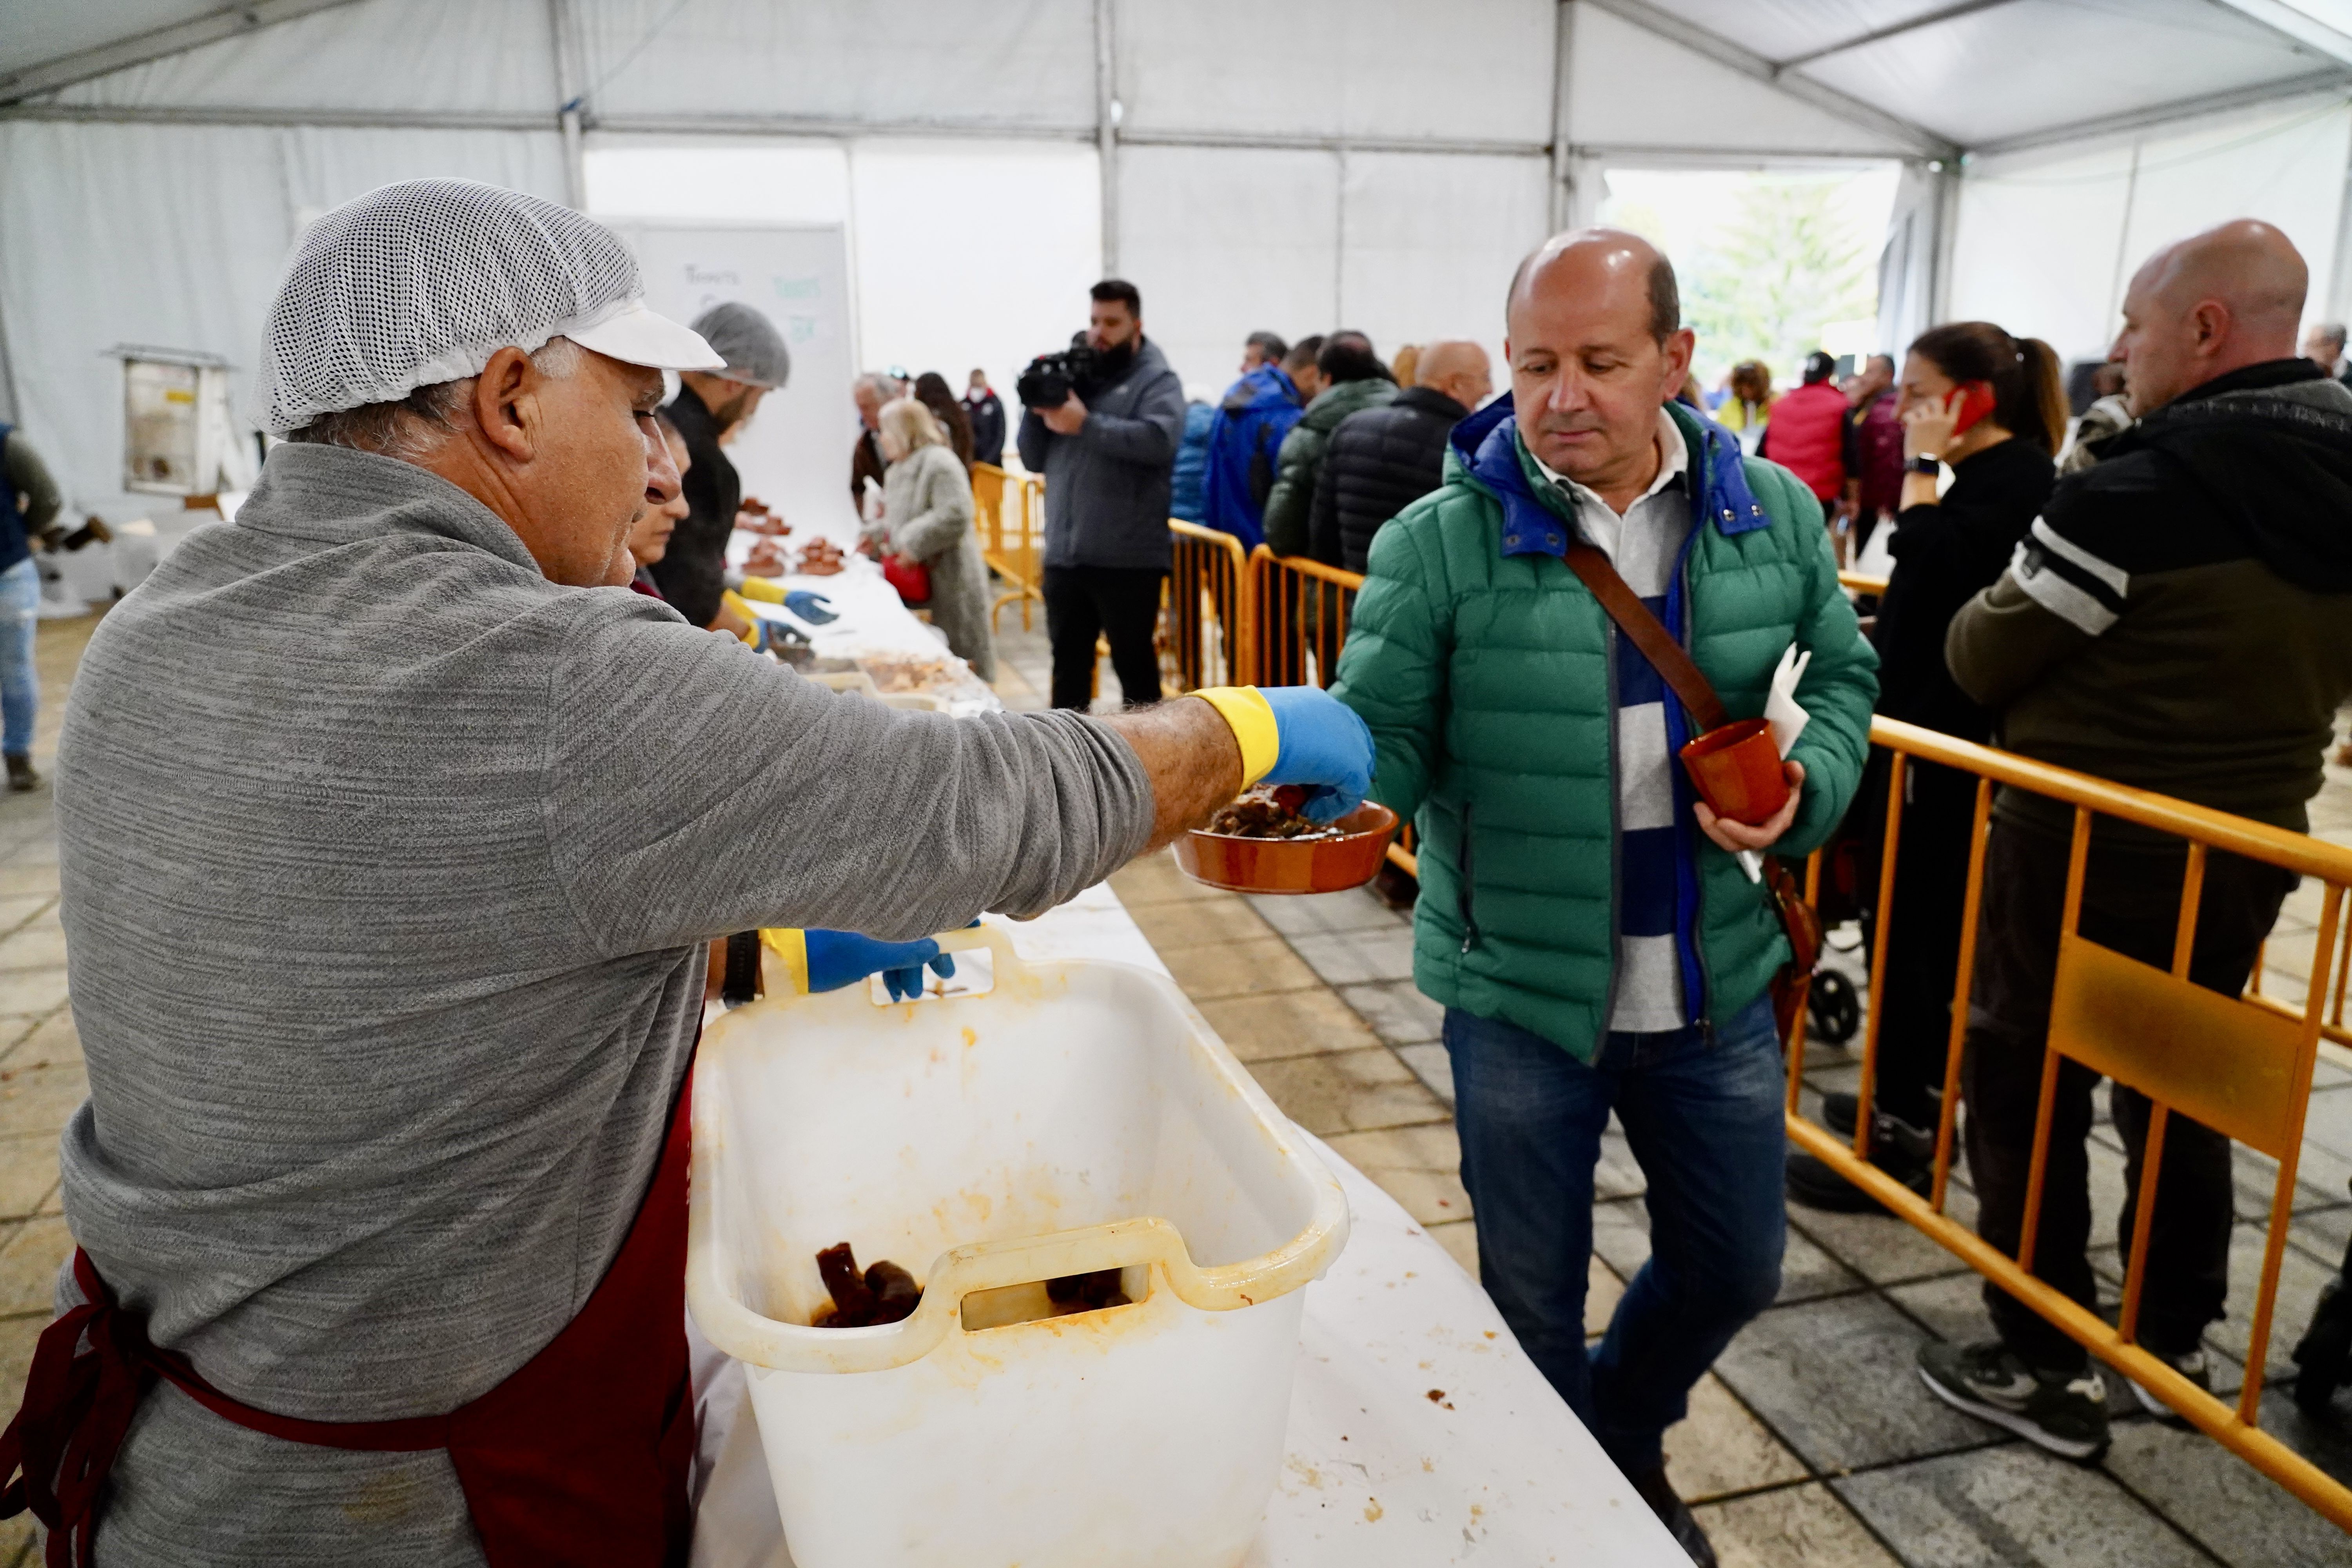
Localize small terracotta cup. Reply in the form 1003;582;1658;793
1679;718;1789;826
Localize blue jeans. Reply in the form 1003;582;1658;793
1445;993;1786;1474
0;559;38;757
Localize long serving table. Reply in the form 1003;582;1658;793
692;545;1683;1565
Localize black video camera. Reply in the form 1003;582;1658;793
1016;334;1105;410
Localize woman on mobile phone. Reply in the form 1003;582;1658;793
1787;320;2067;1214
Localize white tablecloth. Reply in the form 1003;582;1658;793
686;884;1685;1567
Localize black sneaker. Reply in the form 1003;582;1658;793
1918;1339;2110;1460
1786;1110;1934;1213
1627;1464;1717;1567
4;755;36;793
2296;1276;2352;1413
2127;1347;2210;1422
1822;1090;1860;1137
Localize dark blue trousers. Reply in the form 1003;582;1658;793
1445;993;1786;1473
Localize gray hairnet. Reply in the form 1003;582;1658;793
691;303;793;389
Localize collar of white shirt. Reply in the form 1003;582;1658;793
1528;406;1689;555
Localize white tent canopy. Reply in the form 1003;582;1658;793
5;0;2352;531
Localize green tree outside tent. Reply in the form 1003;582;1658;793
1684;177;1877;388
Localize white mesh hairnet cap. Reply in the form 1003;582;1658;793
690;302;792;389
250;179;724;436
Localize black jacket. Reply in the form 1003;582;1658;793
965;390;1006;467
1873;436;2053;742
1310;385;1469;571
651;383;740;628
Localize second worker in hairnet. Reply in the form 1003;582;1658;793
654;300;792;626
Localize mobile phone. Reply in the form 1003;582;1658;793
1951;380;1998;435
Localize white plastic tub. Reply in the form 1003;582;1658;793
687;924;1350;1568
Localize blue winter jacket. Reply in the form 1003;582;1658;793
1201;366;1305;550
1170;402;1214;523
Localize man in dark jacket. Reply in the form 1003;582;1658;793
1920;220;2352;1463
963;368;1006;467
654;302;790;627
1310;339;1491;571
1262;333;1395;559
1016;279;1187;710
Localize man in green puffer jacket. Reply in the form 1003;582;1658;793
1261;333;1396;558
1331;231;1877;1567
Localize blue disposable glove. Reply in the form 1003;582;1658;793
782;590;838;625
1258;685;1376;824
803;928;953;1002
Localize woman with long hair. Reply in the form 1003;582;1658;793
1788;320;2065;1212
1718;359;1776;454
868;397;995;681
912;370;975;472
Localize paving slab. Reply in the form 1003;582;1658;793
1285;927;1419;987
1712;1292;1997;1472
2086;1220;2339;1383
1787;1180;1981;1287
0;1216;70;1317
1834;1444;2213;1567
1157;935;1321;1000
1336;980;1443;1047
1245;1047;1449;1137
0;1009;76;1071
2105;1404;2352;1568
1125;895;1270;951
0;968;65;1021
1664;1372;1810;1503
0;1133;58;1224
1195;987;1381;1063
1691;1480;1903;1568
1392;1042;1453;1107
0;1058;88;1138
1244;888;1403;940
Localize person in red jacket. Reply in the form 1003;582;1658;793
1760;350;1848;506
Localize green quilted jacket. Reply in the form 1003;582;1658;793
1330;395;1878;1062
1262;377;1397;558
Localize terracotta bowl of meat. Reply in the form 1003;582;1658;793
1176;787;1399;895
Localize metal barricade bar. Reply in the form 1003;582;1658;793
1163;521;1253;695
1791;716;2352;1532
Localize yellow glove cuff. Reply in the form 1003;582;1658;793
1193;686;1279;788
736;577;786;605
719;590;762;644
760;927;811;994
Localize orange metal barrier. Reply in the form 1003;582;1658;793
1162;521;1254;693
971;464;1042;632
1790;717;2352;1532
1246;549;1417;877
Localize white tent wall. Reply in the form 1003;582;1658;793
0;117;563;537
1948;92;2352;364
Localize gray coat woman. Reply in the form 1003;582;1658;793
869;398;995;681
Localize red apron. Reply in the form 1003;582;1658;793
0;1073;695;1568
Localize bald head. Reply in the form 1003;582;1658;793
1508;228;1679;344
2114;219;2307;415
1415;339;1492;411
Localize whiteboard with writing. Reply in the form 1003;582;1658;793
607;222;860;537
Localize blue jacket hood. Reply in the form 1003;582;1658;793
1446;393;1772;556
1221;364;1301;415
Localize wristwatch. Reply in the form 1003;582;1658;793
1909;454;1942;476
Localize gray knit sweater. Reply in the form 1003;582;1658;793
52;441;1153;1565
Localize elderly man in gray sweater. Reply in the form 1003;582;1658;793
0;180;1372;1567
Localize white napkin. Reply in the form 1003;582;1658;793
1730;644;1811;885
1766;644;1811;758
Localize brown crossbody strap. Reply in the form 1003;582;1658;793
1557;541;1822;987
1559;543;1729;732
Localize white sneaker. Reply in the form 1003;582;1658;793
2131;1348;2210;1421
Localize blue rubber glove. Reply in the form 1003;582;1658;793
803;928;953;1002
1258;685;1376;824
782;590;838;625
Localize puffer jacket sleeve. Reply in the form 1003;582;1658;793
1769;470;1879;856
1331;500;1451;827
1260;422;1323;558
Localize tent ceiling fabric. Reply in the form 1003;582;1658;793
4;0;2349;155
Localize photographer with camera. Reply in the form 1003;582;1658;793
1016;279;1187;710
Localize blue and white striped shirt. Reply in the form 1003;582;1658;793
1533;409;1695;1032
